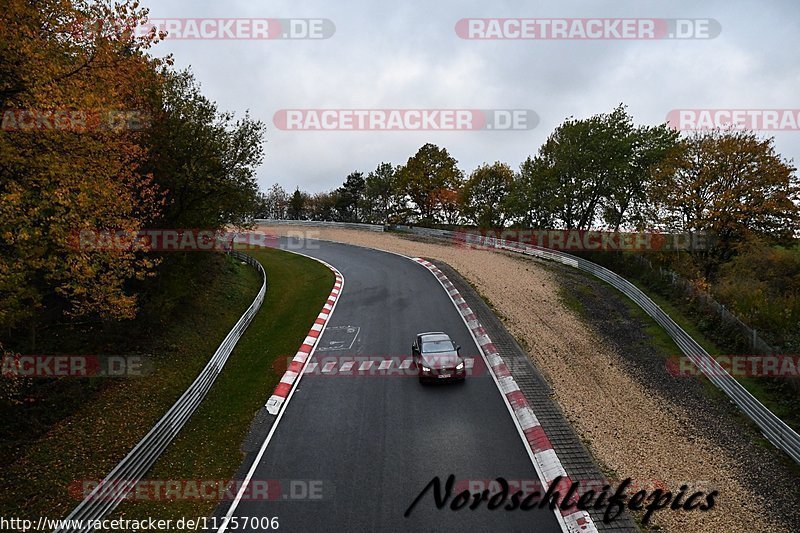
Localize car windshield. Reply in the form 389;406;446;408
422;339;455;353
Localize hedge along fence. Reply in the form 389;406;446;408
585;251;800;396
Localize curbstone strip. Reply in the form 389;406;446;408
429;259;638;532
265;262;343;415
413;257;596;533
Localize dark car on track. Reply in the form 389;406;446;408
411;332;465;383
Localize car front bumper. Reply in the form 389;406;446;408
419;366;466;382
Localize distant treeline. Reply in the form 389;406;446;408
261;106;800;350
261;105;799;275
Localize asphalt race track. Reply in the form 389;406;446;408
222;238;562;532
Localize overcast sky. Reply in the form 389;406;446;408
143;0;800;194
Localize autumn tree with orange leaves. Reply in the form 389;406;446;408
397;143;464;224
0;0;265;347
648;129;800;277
1;1;169;336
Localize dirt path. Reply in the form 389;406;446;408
261;225;792;532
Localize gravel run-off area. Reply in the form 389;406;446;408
259;225;799;532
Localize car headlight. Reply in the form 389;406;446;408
421;365;431;372
456;362;464;370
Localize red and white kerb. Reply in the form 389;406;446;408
265;263;344;415
413;258;597;533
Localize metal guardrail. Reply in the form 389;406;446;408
255;219;385;232
56;251;267;532
395;226;800;465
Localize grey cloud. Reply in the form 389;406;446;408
148;0;800;192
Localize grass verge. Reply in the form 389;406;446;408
0;248;332;522
0;254;261;520
106;247;333;522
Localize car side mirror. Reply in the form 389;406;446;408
455;344;461;352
